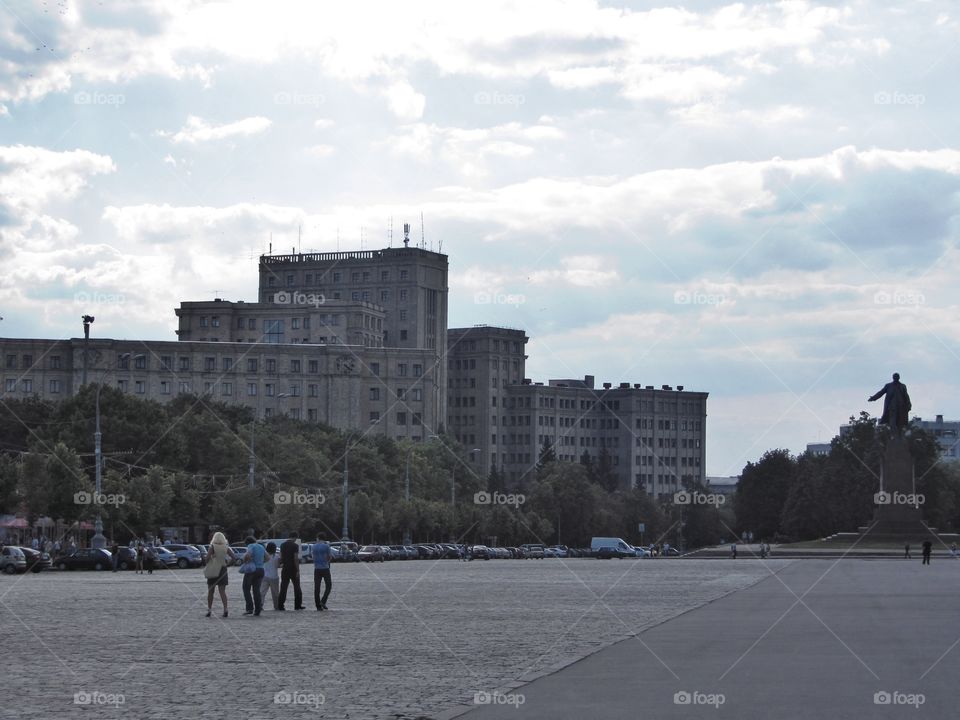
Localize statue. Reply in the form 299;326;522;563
868;373;912;434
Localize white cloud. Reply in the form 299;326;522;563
306;144;336;159
382;80;425;122
159;115;272;144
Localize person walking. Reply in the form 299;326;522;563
951;542;958;558
110;541;119;572
277;533;304;611
241;536;266;616
135;543;144;573
730;542;737;559
261;542;281;611
904;542;911;559
922;540;932;565
204;532;234;617
145;544;156;574
312;534;332;611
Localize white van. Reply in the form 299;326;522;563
590;537;636;557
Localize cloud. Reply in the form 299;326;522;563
158;115;272;144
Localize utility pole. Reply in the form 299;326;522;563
248;422;255;488
81;315;94;385
341;440;350;541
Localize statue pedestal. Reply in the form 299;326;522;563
866;435;930;539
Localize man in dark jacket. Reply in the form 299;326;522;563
277;533;305;610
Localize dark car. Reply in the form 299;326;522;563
520;543;545;559
357;545;384;562
388;545;409;560
164;544;204;569
15;547;52;573
55;548;113;571
468;545;491;560
596;546;635;559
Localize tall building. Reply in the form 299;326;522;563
447;325;708;495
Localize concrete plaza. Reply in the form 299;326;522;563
459;558;960;720
0;559;780;719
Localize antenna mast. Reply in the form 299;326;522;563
420;211;425;249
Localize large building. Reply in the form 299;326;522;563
446;325;708;495
1;243;709;495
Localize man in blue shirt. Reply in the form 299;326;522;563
312;534;332;611
242;536;266;616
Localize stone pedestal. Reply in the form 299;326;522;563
865;435;930;539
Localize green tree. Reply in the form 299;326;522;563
735;448;796;540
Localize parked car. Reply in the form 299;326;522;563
595;546;635;559
547;545;569;558
164;544;204;569
413;544;437;559
55;548;113;571
379;545;396;560
114;547;138;570
358;545;384;562
468;545;491;560
15;546;51;573
388;545;409;560
229;546;250;566
329;541;358;562
0;546;27;574
634;546;651;558
520;544;545;559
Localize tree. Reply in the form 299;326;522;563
537;437;556;474
735;448;796;540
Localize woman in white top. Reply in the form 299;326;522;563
205;532;236;617
261;542;281;611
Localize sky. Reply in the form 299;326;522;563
1;0;958;476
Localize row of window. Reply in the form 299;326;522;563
369;387;423;402
267;268;411;287
5;354;56;370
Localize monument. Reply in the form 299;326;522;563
865;373;931;539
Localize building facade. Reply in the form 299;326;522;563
446;325;708;496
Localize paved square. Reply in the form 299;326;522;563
0;559;783;719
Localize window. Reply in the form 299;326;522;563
266;359;277;373
178;381;190;394
413;364;422;377
351;291;360;301
248;318;256;330
308;360;319;373
222;382;232;396
397;387;406;400
370;388;380;400
292;318;300;329
200;316;208;327
400;270;408;280
4;379;14;392
265;383;275;397
371;362;380;376
412;388;422;401
247;359;258;373
50;356;62;370
308;409;318;422
161;356;172;370
135;380;145;394
211;316;220;327
247;383;257;396
333;272;341;282
380;290;389;302
399;310;407;321
396;412;407;425
264;320;283;343
289;384;301;397
398;363;408;377
400;330;408;341
117;354;129;369
134;355;146;370
286;274;295;286
237;317;245;329
205;357;216;371
160;381;170;395
5;355;15;369
291;359;301;373
412;412;422;426
223;357;233;371
204;382;214;394
370;411;380;423
399;289;408;301
179;357;190;371
49;379;61;394
308;384;318;397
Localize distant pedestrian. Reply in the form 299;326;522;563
261;542;280;611
759;541;767;559
922;540;932;565
204;532;234;617
904;543;911;559
313;534;332;611
951;543;957;558
145;545;157;574
136;543;144;573
31;537;39;550
277;534;304;611
731;543;737;559
110;542;119;572
53;540;61;556
241;536;266;616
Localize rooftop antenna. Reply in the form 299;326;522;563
269;232;273;255
298;224;302;254
388;216;393;247
403;222;411;247
210;289;223;299
420;211;425;249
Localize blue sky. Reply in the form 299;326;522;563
1;0;958;475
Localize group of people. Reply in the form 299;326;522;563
203;532;332;617
904;541;957;564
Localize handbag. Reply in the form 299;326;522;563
238;560;255;574
203;556;222;579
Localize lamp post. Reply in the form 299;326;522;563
341;434;354;542
402;446;414;545
91;352;129;550
81;315;95;386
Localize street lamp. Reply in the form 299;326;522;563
81;315;95;385
91;352;129;550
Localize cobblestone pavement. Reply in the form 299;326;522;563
0;559;790;720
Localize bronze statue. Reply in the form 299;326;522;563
868;373;912;434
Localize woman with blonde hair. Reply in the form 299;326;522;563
204;532;236;617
